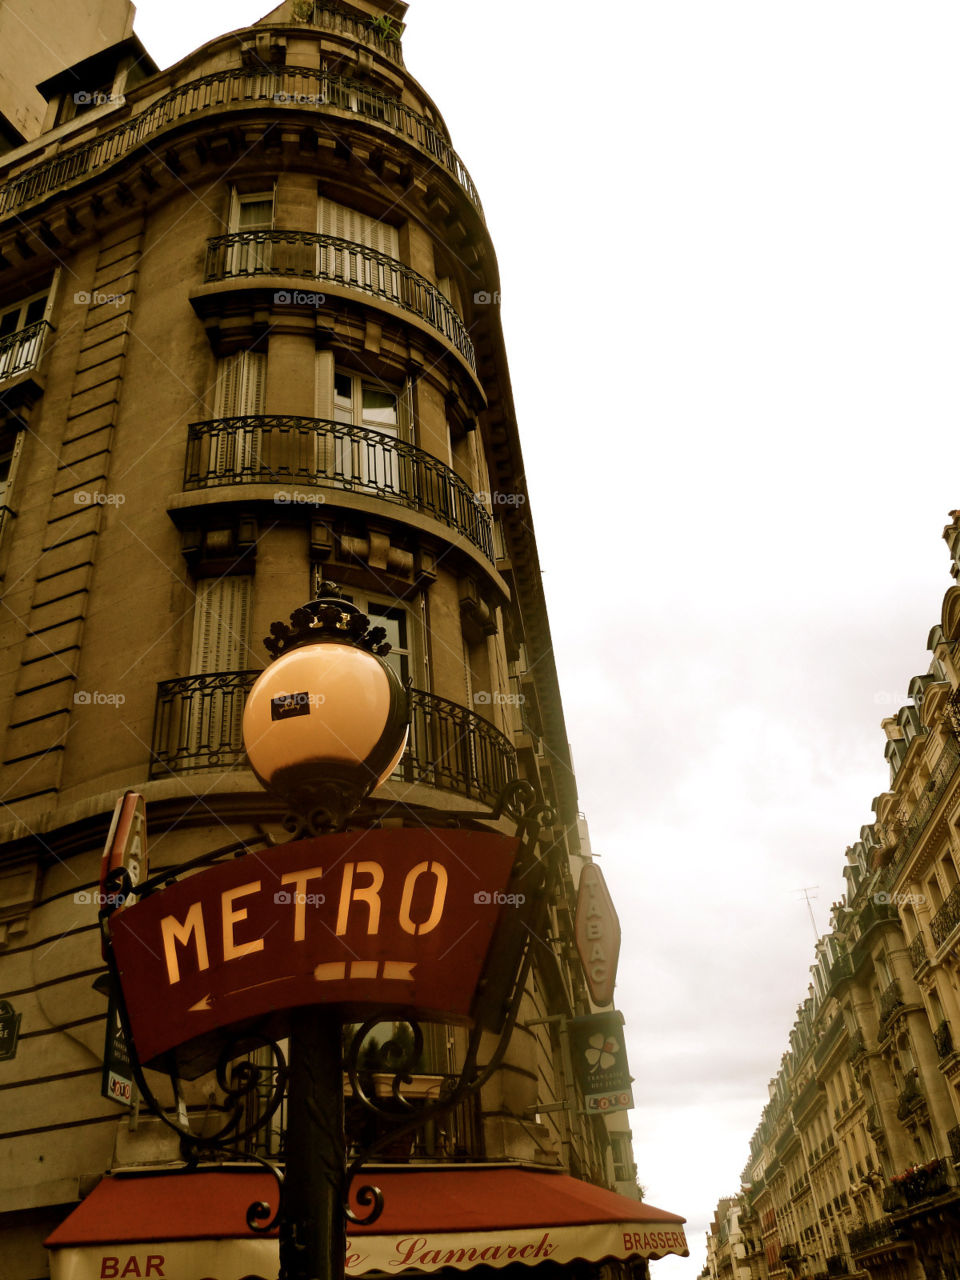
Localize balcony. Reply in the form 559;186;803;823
887;1158;950;1209
948;1124;960;1163
896;1073;924;1120
878;978;904;1028
304;5;405;65
865;1105;882;1137
846;1029;866;1062
150;675;518;807
935;1019;954;1061
889;736;960;877
825;951;853;995
183;415;493;561
203;232;476;372
931;883;960;948
847;1218;902;1254
908;931;928;974
0;68;483;222
0;318;49;383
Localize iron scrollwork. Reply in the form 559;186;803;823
97;777;554;1239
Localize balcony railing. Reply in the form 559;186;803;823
305;5;405;64
879;978;904;1027
0;319;50;382
183;415;493;561
846;1029;866;1062
150;674;518;807
935;1019;954;1061
848;1218;901;1254
889;735;960;878
0;67;482;222
888;1158;950;1208
908;931;928;974
932;883;960;948
896;1073;924;1121
949;1124;960;1163
203;232;476;372
865;1104;881;1136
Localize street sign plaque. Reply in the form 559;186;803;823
109;828;520;1076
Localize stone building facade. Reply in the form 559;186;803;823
706;516;960;1279
0;2;686;1278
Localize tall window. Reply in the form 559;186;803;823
0;291;48;381
228;189;275;274
189;577;253;762
213;351;266;479
0;432;24;511
332;369;407;493
318;197;401;299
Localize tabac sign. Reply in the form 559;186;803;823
574;862;621;1006
108;829;519;1076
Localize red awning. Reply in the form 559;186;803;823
45;1165;688;1278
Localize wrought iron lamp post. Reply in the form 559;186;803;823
241;586;409;1280
98;583;553;1280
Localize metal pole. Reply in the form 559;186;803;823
280;1008;345;1280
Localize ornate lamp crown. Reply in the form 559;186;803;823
264;582;393;659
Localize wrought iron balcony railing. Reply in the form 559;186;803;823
183;415;493;561
305;5;404;64
848;1218;901;1254
896;1074;924;1120
203;232;476;372
846;1029;866;1062
932;883;960;948
888;1158;950;1208
888;735;960;878
879;978;904;1027
0;319;50;383
908;931;928;974
935;1019;954;1061
0;67;482;222
150;674;518;807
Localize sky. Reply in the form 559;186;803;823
131;2;960;1273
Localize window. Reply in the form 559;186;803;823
0;432;24;512
188;576;254;762
317;197;401;299
213;351;266;479
311;578;420;690
228;189;275;274
331;368;408;494
0;291;49;382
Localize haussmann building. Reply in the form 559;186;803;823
0;2;689;1279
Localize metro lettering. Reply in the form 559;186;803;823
221;881;264;961
160;903;209;984
281;866;324;940
398;861;448;936
336;861;383;935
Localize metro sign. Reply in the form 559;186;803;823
574;863;621;1006
109;829;519;1076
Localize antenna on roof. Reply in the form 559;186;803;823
792;886;820;942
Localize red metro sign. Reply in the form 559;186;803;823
574;863;621;1006
109;829;519;1076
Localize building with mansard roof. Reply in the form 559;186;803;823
0;2;687;1278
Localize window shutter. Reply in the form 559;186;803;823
191;576;253;674
318;197;398;258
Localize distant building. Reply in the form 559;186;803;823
707;516;960;1278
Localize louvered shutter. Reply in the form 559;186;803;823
215;352;265;476
191;576;253;674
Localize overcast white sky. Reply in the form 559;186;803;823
131;2;960;1272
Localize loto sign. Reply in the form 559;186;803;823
108;828;518;1076
574;862;621;1006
